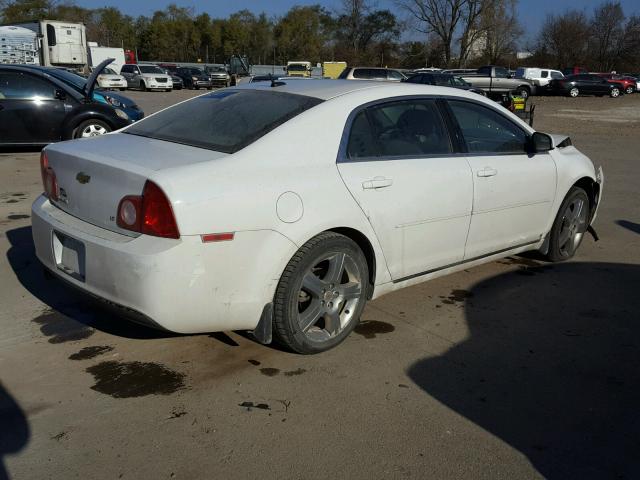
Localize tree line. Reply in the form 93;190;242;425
1;0;638;71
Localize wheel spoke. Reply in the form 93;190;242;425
302;272;325;297
298;300;323;332
558;226;571;248
341;282;362;301
325;252;346;284
324;311;342;336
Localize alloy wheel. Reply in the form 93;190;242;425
569;88;579;97
81;124;108;137
558;197;587;258
296;252;363;343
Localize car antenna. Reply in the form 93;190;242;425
269;73;286;88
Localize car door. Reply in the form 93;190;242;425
491;67;510;92
0;71;67;144
337;98;473;281
445;99;557;259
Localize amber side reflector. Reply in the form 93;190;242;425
201;232;235;243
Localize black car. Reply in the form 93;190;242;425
404;73;486;96
175;67;212;90
549;74;623;98
0;60;143;147
161;69;183;90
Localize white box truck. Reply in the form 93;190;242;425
88;45;126;73
2;20;88;71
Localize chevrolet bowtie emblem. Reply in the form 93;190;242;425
76;172;91;184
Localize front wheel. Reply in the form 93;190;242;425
610;87;620;98
273;232;369;354
73;119;111;139
625;86;634;94
139;80;148;92
546;187;590;262
517;87;530;99
569;87;579;97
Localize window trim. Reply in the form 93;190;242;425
337;95;533;164
0;70;58;101
338;96;457;163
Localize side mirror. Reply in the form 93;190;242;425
531;132;553;153
54;89;66;100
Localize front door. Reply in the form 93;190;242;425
0;71;66;144
446;99;557;259
337;98;473;280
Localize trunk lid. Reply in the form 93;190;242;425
45;133;227;236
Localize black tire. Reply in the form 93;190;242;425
516;86;530;99
73;119;111;139
546;187;590;262
273;232;370;354
119;88;126;91
625;86;634;94
139;80;148;92
610;87;620;98
568;87;579;98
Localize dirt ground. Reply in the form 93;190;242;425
1;90;639;480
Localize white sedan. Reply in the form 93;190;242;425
32;80;603;353
96;67;127;91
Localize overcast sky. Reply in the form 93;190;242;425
74;0;640;41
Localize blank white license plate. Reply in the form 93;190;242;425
53;231;86;281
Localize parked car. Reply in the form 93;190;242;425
338;67;407;82
95;66;127;91
204;65;231;87
549;74;622;98
596;73;636;94
453;65;535;99
562;66;589;76
0;60;143;146
515;67;564;91
31;80;603;354
621;73;640;91
404;72;486;95
120;64;173;91
175;67;212;90
159;69;183;90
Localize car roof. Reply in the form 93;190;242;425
232;78;478;101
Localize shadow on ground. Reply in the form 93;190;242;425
408;262;640;479
616;220;640;235
0;383;28;480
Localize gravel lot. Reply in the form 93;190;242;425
1;90;639;480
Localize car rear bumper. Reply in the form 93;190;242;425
31;195;297;334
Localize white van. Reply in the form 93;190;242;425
516;67;564;88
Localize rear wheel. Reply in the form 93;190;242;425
73;119;111;139
139;80;148;92
610;87;620;98
273;232;369;354
547;187;590;262
569;87;579;97
516;86;530;99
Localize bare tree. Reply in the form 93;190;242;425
481;0;522;64
537;10;590;68
396;0;465;66
590;1;625;71
457;0;490;67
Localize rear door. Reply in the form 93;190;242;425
445;99;556;258
337;98;473;280
0;70;66;144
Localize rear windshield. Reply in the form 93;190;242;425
125;90;323;153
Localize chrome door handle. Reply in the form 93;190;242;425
362;177;393;189
477;167;498;177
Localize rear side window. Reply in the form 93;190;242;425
551;71;563;79
448;100;527;154
0;72;55;99
541;71;549;78
346;99;452;159
125;90;322;153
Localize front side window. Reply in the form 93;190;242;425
494;67;509;78
448;100;528;154
388;70;404;80
125;90;322;153
0;72;56;100
346;99;452;159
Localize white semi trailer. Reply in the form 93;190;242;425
1;20;88;71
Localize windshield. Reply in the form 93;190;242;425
452;76;469;86
102;67;117;75
125;90;323;153
287;64;308;71
139;66;165;74
48;68;86;91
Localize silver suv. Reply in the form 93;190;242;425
120;64;173;92
338;67;407;82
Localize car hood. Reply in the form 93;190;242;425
98;74;125;81
141;74;171;79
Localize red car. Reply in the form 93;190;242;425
596;73;636;94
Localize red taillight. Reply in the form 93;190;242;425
40;151;59;201
117;181;179;239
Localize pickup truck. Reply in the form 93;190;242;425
451;65;534;99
